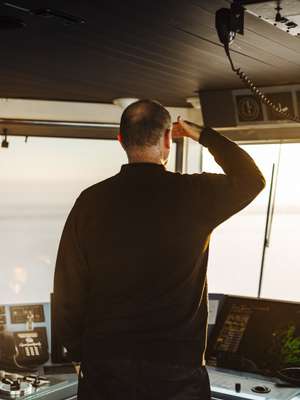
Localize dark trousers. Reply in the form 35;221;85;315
78;359;211;400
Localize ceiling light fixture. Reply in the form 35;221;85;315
113;98;139;109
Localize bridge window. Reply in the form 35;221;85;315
203;142;300;303
260;143;300;302
0;136;176;304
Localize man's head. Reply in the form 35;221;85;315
119;99;172;165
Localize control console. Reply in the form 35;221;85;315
0;370;77;400
208;367;300;400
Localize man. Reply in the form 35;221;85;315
53;99;265;399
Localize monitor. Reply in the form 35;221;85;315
206;295;300;377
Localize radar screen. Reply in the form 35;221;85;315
206;296;300;377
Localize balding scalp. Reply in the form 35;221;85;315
120;99;171;149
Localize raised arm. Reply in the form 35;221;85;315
173;118;266;228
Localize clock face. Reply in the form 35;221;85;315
236;95;263;122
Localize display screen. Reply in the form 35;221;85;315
207;296;300;377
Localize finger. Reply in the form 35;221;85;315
172;126;185;136
174;118;186;131
178;119;198;138
178;118;190;130
171;130;184;138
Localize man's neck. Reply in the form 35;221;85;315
127;147;163;165
128;156;162;165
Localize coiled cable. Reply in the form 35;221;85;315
224;43;300;123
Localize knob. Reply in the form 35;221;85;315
11;380;20;391
10;374;19;381
235;383;241;393
3;378;14;385
251;385;271;394
33;376;41;387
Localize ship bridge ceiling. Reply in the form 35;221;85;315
0;0;300;107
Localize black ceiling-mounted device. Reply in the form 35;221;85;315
215;1;244;48
215;1;300;123
242;0;300;36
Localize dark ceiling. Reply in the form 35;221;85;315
1;0;300;106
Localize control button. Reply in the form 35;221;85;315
3;378;14;385
33;376;40;387
251;385;271;394
235;383;241;393
11;380;20;391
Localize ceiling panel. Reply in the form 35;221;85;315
0;0;300;106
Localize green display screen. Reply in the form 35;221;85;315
207;296;300;376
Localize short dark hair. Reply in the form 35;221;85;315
119;99;171;149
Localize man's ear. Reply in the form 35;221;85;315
164;129;172;150
117;132;122;143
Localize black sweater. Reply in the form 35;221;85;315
53;128;265;366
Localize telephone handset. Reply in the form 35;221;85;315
215;2;300;123
215;7;240;48
0;328;49;371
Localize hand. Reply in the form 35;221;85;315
172;117;201;142
72;362;81;376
